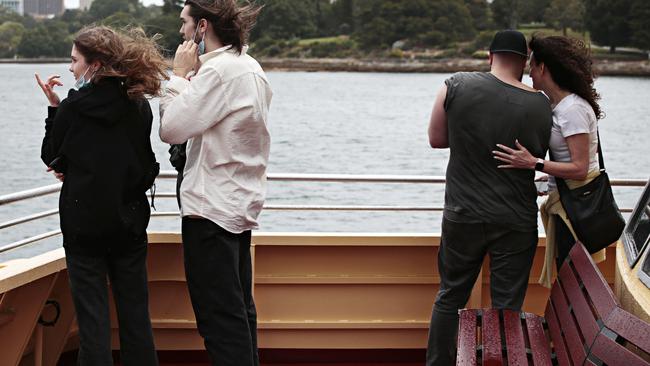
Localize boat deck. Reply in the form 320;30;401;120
2;175;647;366
2;232;619;366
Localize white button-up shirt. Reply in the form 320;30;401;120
159;45;272;233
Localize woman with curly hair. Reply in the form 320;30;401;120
493;35;606;285
36;26;168;365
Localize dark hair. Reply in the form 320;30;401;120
74;26;169;99
184;0;262;55
529;35;603;119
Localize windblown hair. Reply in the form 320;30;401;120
184;0;262;55
529;35;603;119
73;26;169;99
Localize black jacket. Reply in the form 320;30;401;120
41;77;157;256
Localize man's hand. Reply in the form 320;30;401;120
46;166;64;182
173;41;199;78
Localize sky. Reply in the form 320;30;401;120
64;0;164;9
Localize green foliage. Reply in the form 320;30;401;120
251;35;356;58
463;0;491;31
3;0;650;59
15;20;70;58
0;6;25;24
101;11;137;28
544;0;584;36
0;21;24;57
59;9;93;34
142;12;182;56
518;27;586;42
518;0;551;24
307;38;356;58
629;0;650;51
354;0;476;50
89;0;142;22
331;0;356;34
585;0;632;53
491;0;550;28
252;0;325;41
472;30;495;50
491;0;519;29
162;0;183;15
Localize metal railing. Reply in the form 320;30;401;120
0;171;647;254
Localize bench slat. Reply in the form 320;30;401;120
550;282;586;365
524;313;552;366
604;307;650;353
568;243;617;319
457;310;477;366
589;332;650;366
455;243;640;366
503;310;528;366
557;260;600;344
544;302;571;366
481;309;503;365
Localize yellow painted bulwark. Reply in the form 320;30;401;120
615;241;650;323
0;232;621;364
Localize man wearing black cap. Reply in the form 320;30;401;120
425;30;552;365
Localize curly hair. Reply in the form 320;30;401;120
185;0;262;55
73;26;169;100
529;35;603;119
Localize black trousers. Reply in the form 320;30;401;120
182;217;259;366
65;244;158;366
426;218;538;366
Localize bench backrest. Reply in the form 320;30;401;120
544;242;618;365
546;242;650;365
588;304;650;365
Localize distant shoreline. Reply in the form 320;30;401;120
3;57;650;77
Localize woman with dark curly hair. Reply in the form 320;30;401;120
493;35;607;285
36;25;168;365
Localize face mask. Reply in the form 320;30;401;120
198;32;206;55
191;20;206;55
74;66;93;90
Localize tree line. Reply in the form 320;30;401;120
0;0;648;59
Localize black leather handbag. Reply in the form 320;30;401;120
555;131;625;253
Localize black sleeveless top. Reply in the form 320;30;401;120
443;72;552;232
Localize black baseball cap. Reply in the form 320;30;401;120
489;30;528;57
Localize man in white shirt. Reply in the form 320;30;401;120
159;1;271;365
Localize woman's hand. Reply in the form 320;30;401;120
172;41;198;78
35;73;62;107
493;139;537;170
46;167;64;182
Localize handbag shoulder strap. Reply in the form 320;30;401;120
550;125;605;189
596;128;605;171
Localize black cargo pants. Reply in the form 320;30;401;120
426;218;538;366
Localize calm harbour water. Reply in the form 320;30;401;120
1;63;649;261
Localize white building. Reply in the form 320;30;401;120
79;0;93;11
0;0;24;15
24;0;64;16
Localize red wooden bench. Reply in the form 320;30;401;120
456;242;650;366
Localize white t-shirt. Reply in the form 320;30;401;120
548;93;599;190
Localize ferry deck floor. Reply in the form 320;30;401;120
57;349;426;365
